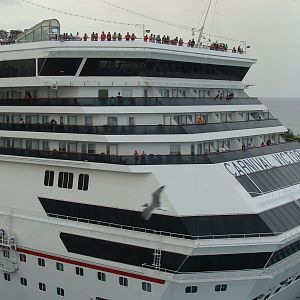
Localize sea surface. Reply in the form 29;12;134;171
260;98;300;135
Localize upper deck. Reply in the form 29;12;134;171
0;40;256;68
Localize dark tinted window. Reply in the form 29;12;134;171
58;172;73;189
78;174;89;191
237;162;300;197
80;58;249;81
97;272;106;281
0;59;36;78
38;258;45;267
266;238;300;267
185;286;198;293
39;282;46;291
20;277;27;286
38;58;82;76
75;267;84;276
60;232;272;272
44;170;54;186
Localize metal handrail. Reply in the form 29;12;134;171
46;212;284;241
0;119;280;136
0;96;262;107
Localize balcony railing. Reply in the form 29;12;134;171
0;97;262;107
0;119;281;135
0;142;298;166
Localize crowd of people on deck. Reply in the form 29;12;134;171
0;30;21;45
56;31;245;53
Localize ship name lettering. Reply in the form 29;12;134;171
224;149;300;176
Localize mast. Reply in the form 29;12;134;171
196;0;213;47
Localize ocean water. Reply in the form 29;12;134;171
261;98;300;135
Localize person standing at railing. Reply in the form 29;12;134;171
191;39;195;48
131;33;136;41
75;32;81;41
117;33;122;41
100;31;106;41
107;32;112;41
112;32;117;41
83;33;88;41
91;32;95;41
179;38;184;46
156;35;161;43
125;32;131;41
144;34;148;42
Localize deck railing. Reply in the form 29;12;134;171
0;97;261;106
0;142;298;166
0;119;280;135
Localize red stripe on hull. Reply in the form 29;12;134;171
17;247;165;285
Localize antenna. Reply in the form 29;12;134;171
196;0;213;47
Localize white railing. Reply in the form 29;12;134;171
1;204;300;243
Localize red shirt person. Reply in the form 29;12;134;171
144;35;148;42
100;31;106;41
125;32;131;41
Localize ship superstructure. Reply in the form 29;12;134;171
0;19;299;300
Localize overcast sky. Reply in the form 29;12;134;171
0;0;299;97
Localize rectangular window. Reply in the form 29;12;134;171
59;116;65;125
78;174;89;191
87;144;96;154
107;117;118;126
44;170;54;186
142;282;152;292
57;287;65;296
56;262;64;271
26;140;32;150
42;115;49;124
42;141;49;151
31;115;39;124
75;267;84;276
185;286;198;293
38;258;45;267
170;144;181;155
159;88;170;97
215;284;227;292
59;142;67;152
97;272;106;282
81;143;87;154
38;58;82;76
128;117;135;126
68;116;77;125
122;89;132;97
119;277;128;287
39;282;46;291
85;116;93;126
4;273;11;281
58;172;73;189
20;254;26;262
0;59;36;78
20;277;27;286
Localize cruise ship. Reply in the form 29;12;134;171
0;18;299;300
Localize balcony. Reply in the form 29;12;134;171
0;119;281;136
0;97;262;107
0;142;298;166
